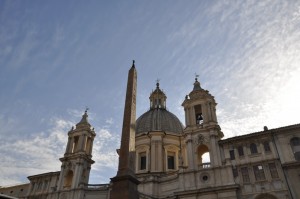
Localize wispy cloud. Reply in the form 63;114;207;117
1;0;300;188
160;0;300;138
0;117;70;186
105;118;114;125
0;110;120;186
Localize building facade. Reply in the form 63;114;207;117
1;66;299;199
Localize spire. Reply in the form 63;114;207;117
156;79;160;89
193;74;201;91
76;108;91;128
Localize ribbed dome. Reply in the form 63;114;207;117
136;108;184;134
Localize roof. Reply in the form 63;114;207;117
219;123;300;144
27;171;60;180
136;108;184;135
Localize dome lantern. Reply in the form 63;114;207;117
136;82;184;135
149;80;167;109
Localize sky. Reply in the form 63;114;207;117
1;0;300;186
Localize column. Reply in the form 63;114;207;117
78;134;86;152
190;106;196;125
202;103;209;124
65;138;71;154
210;133;217;166
157;139;163;171
186;135;195;170
88;138;94;155
69;137;74;153
207;102;212;122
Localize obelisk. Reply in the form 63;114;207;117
110;61;139;199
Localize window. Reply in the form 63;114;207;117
238;146;244;156
44;180;48;190
250;143;258;154
232;168;238;178
197;145;210;168
241;167;250;183
196;113;203;124
167;152;175;170
140;152;146;170
263;141;271;152
291;137;300;145
229;150;235;160
290;137;300;161
72;136;79;153
253;165;266;181
268;163;279;178
194;105;203;124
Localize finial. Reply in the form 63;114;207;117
195;73;199;81
156;79;160;88
132;60;135;68
76;107;90;126
193;73;201;91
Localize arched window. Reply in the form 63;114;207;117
290;137;300;161
194;105;203;124
197;145;210;168
250;143;258;154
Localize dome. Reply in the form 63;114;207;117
136;108;184;134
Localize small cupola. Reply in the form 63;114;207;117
182;75;220;129
149;81;167;109
75;109;91;129
193;77;201;91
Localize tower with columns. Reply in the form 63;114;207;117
182;77;224;170
57;110;96;196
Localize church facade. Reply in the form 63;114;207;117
1;64;300;199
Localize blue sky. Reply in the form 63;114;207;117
1;0;300;186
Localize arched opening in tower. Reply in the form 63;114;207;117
197;145;210;169
194;105;203;124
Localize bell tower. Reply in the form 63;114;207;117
182;77;219;127
57;110;96;191
182;76;223;170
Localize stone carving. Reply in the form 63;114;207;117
194;134;207;145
